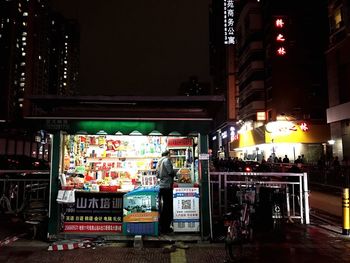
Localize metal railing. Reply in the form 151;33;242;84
209;172;310;226
0;170;50;215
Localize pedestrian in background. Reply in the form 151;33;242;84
283;155;290;163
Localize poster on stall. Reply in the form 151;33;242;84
123;192;159;222
62;192;124;233
173;187;200;232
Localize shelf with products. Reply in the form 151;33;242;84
61;134;167;193
86;156;159;162
168;146;195;183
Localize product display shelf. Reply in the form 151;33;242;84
86;156;159;162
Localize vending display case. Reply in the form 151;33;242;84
60;135;166;192
167;137;196;184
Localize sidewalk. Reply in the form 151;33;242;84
2;223;350;263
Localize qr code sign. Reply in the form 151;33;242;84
181;199;192;210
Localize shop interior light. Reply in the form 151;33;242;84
115;131;123;135
168;131;181;136
149;130;162;136
129;130;143;136
96;130;107;135
76;130;88;135
328;139;335;145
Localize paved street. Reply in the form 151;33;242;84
1;223;350;263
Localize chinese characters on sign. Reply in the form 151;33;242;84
274;17;287;56
224;0;235;45
62;192;124;233
173;187;200;232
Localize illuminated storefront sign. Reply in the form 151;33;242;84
224;0;235;45
230;127;239;141
222;131;228;139
266;121;297;136
238;121;253;134
265;121;315;144
300;122;309;132
274;17;288;56
266;121;309;136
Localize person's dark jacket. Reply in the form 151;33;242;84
157;156;175;188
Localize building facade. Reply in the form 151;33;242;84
326;0;350;162
0;0;79;122
230;0;330;163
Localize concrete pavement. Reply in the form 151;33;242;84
2;223;350;263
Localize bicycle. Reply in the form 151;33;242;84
223;202;254;263
0;177;23;215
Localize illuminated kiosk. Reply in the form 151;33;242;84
27;95;224;240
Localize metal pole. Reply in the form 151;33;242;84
342;169;350;235
286;185;291;219
303;173;310;224
208;171;213;240
299;174;304;224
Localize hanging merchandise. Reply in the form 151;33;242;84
61;135;169;192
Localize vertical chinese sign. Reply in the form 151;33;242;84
62;192;124;233
274;17;288;56
173;187;200;232
224;0;235;45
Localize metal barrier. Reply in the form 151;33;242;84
0;170;50;215
209;172;310;227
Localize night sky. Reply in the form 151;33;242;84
51;0;211;96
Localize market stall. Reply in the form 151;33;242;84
57;132;200;235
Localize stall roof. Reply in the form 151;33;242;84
25;95;226;135
27;95;225;120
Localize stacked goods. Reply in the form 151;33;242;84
177;168;191;183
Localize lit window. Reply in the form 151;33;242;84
22;32;27;36
22;22;27;26
20;62;25;66
20;83;25;87
65;35;68;39
63;82;67;86
334;7;343;29
38;55;41;60
22;37;26;41
19;104;23;108
23;12;28;16
22;52;26;56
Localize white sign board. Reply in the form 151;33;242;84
199;153;209;160
173;187;200;232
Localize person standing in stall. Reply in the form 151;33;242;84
156;150;175;234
